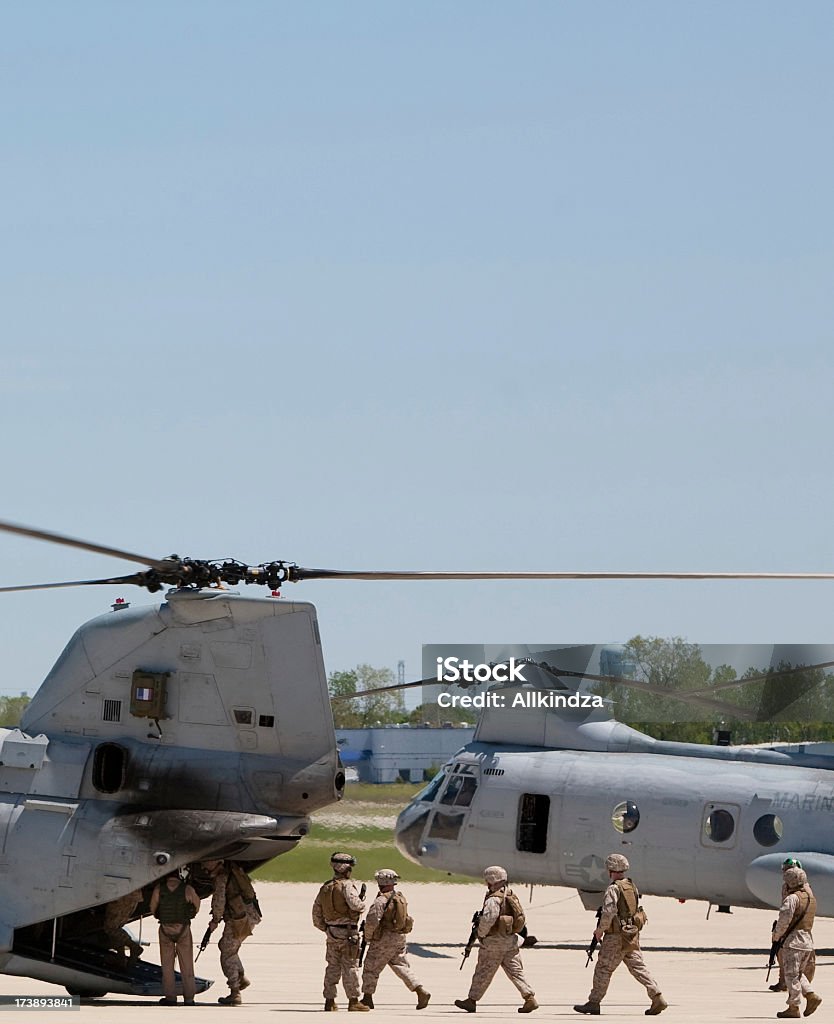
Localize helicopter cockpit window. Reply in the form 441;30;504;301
440;771;478;807
92;743;128;794
417;771;447;803
517;793;549;854
753;813;784;847
703;807;735;844
611;800;640;834
428;810;465;841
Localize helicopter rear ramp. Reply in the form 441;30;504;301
2;940;212;997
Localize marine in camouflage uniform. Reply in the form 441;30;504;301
773;867;822;1019
769;858;803;994
360;869;431;1010
574;854;667;1017
206;859;262;1007
455;865;537;1014
149;872;201;1006
102;889;143;960
312;852;370;1012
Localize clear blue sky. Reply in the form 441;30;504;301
2;3;833;698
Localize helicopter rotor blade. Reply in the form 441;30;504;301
331;677;437;700
0;519;174;573
291;568;834;582
0;574;148;594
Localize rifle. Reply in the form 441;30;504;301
766;922;781;983
585;908;603;968
358;921;367;967
194;925;212;963
460;912;482;970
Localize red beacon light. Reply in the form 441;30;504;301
111;597;130;612
270;590;282;598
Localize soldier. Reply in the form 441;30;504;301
149;870;201;1006
205;859;262;1007
454;865;537;1014
769;858;803;993
574;854;667;1016
102;889;143;961
360;869;431;1010
773;867;822;1019
313;852;369;1012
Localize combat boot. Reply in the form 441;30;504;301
218;990;242;1006
454;998;477;1012
348;999;370;1012
518;996;539;1013
239;977;251;991
776;1008;800;1019
645;994;668;1015
804;994;822;1017
360;994;374;1009
770;983;788;992
573;1003;600;1015
324;999;338;1011
415;987;431;1010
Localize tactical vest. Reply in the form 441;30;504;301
485;887;526;937
608;879;639;934
792;889;816;934
225;864;258;919
318;879;361;924
155;880;195;925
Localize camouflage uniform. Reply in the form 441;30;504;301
209;861;262;1003
312;853;367;1008
576;854;666;1016
102;889;143;959
457;866;536;1012
773;868;821;1017
361;870;429;1009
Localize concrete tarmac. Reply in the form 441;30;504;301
1;883;830;1021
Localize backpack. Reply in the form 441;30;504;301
383;891;413;934
502;889;526;935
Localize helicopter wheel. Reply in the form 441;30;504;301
65;986;108;999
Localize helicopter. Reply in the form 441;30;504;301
1;518;833;997
394;646;834;917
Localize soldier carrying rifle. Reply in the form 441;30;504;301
454;865;537;1014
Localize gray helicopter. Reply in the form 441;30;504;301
395;648;834;916
1;519;832;997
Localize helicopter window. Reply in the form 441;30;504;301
92;743;128;794
704;808;735;843
440;776;463;805
611;801;640;834
517;793;549;854
417;771;447;803
233;708;254;725
428;810;465;841
753;813;784;847
454;776;478;807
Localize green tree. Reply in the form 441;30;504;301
0;696;30;728
328;665;405;728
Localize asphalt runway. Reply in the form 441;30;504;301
1;883;829;1021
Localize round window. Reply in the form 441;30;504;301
753;813;784;847
611;800;640;834
704;808;735;843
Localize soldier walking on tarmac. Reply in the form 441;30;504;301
360;869;431;1010
773;866;822;1019
205;859;262;1007
149;870;201;1006
455;865;537;1014
574;854;667;1016
313;852;370;1012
